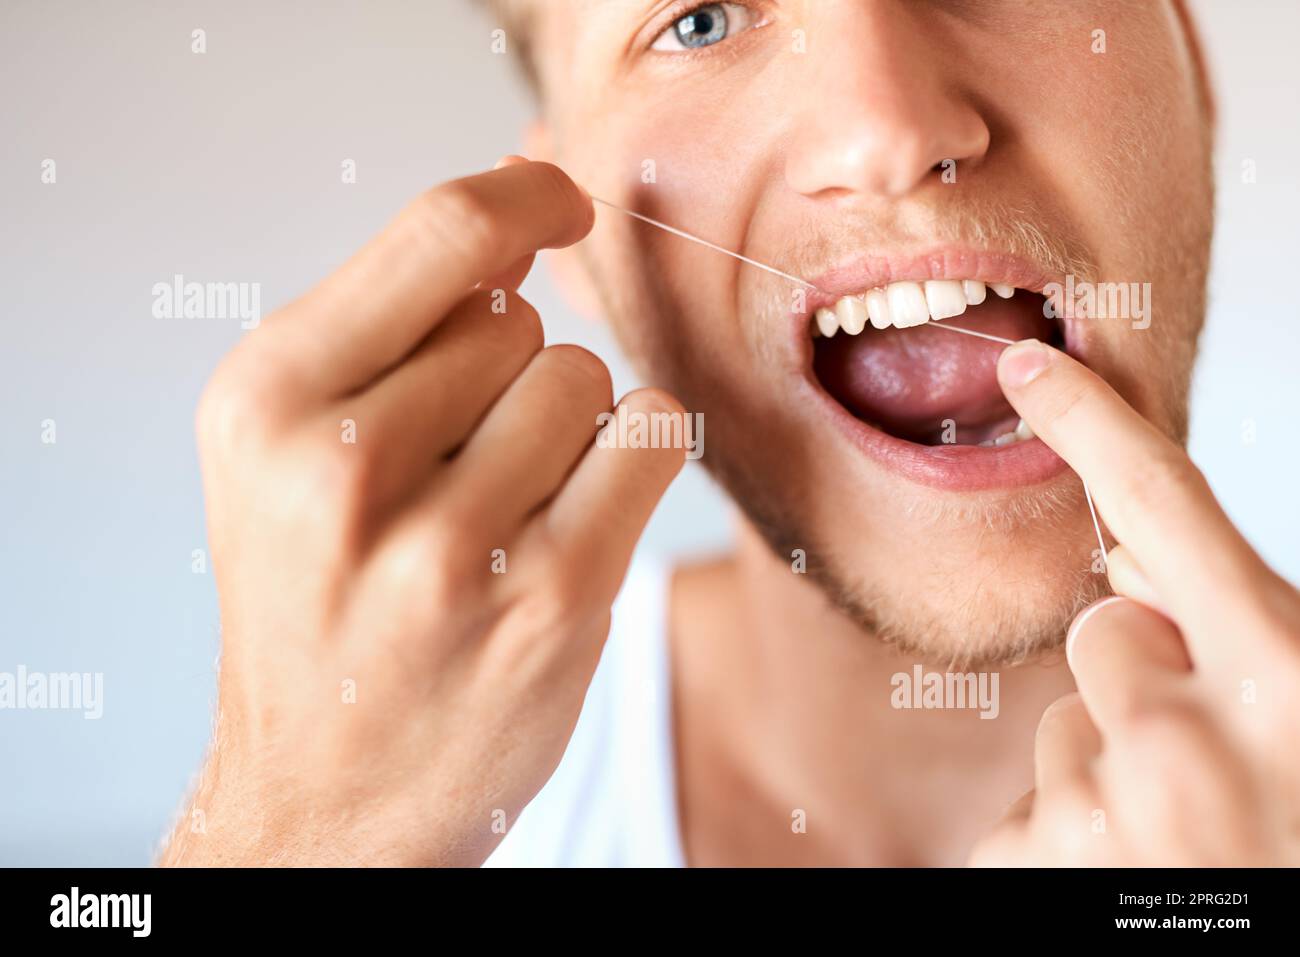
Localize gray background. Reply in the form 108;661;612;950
0;0;1296;865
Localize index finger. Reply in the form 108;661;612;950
996;340;1269;637
260;159;593;398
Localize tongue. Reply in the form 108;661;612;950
814;292;1054;444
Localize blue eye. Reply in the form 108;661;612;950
675;4;728;48
652;3;755;52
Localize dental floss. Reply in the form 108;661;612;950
592;197;819;291
592;196;1011;343
926;323;1016;346
1084;481;1108;566
592;197;1112;564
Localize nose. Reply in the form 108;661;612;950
784;1;991;201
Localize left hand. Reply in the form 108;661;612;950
968;339;1300;866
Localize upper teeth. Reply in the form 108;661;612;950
812;279;1017;336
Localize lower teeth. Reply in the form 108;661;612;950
978;418;1036;448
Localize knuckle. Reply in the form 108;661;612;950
1040;784;1098;833
296;435;383;536
382;519;484;609
423;513;479;571
500;292;545;350
1050;783;1098;819
1038;380;1089;429
461;287;544;352
1038;789;1105;861
1037;692;1085;734
1115;697;1213;757
406;181;499;266
610;388;692;474
621;386;686;419
541;345;613;404
1116;451;1206;519
516;567;594;631
195;355;284;453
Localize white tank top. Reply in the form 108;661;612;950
484;561;685;867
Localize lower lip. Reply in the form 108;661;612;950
793;327;1074;493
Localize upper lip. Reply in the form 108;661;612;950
789;244;1090;364
799;246;1060;316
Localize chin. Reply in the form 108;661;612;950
727;447;1112;669
821;536;1111;669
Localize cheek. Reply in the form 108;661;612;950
566;39;790;221
560;79;791;378
1009;8;1206;258
578;80;780;219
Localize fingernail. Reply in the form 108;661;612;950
1065;596;1127;669
494;154;528;170
998;339;1051;389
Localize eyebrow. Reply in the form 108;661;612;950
582;0;667;13
572;1;671;35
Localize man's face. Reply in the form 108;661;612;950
530;0;1213;665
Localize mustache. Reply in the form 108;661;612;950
781;193;1101;284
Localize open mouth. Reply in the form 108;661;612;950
798;258;1079;491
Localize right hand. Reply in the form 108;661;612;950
161;159;686;866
